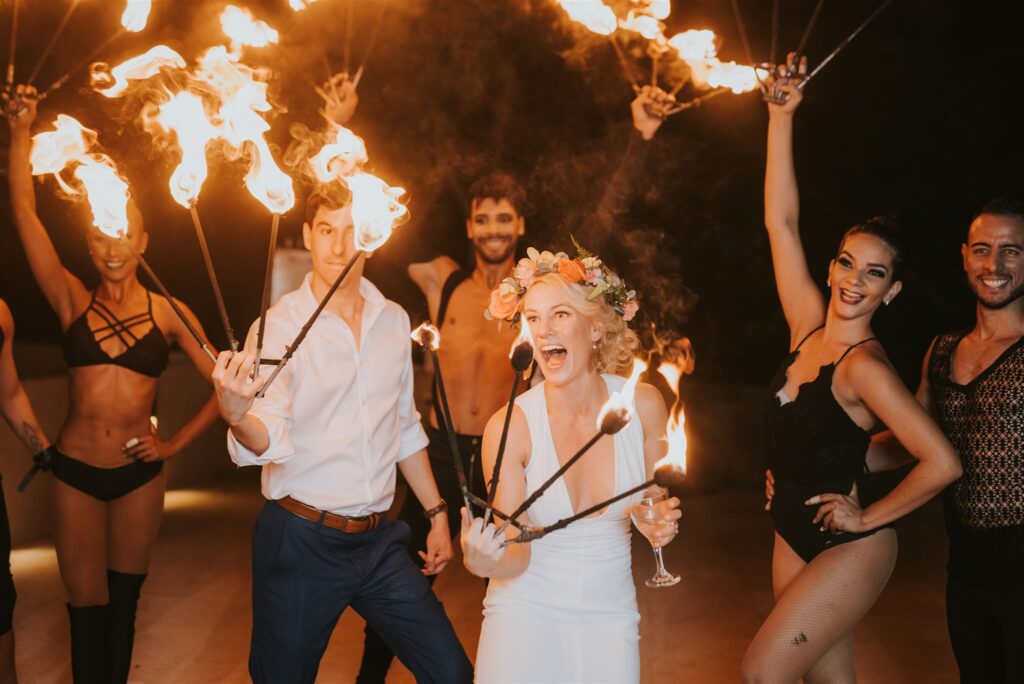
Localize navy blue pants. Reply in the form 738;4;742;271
249;501;472;684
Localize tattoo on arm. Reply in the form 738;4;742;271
22;421;43;453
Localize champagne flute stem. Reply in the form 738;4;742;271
653;545;669;577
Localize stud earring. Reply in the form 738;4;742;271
826;278;831;288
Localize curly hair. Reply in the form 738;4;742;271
524;272;639;376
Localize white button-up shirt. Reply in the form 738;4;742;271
227;273;429;516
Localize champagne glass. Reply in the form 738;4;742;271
631;486;680;588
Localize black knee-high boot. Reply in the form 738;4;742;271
107;570;146;684
67;603;109;684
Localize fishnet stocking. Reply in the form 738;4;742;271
742;530;897;683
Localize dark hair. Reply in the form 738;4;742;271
305;183;352;225
971;196;1024;226
838;216;908;282
466;172;527;218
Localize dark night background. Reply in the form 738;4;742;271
0;0;1019;388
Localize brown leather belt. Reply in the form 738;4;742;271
275;496;382;533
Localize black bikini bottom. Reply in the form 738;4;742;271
771;478;891;563
52;449;163;502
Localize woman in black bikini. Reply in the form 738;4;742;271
740;58;963;683
5;87;220;683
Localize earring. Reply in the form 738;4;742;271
883;298;891;306
826;278;831;287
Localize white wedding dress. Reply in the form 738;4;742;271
475;375;647;684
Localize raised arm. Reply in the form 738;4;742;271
764;57;825;345
407;256;459;323
4;87;89;327
813;352;962;533
461;405;533;580
0;301;52;456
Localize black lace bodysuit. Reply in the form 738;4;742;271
929;332;1024;593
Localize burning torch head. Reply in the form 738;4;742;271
599;407;631;435
509;319;535;373
652;460;686;489
410;322;440;351
510;341;535;373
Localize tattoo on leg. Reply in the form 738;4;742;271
791;632;808;646
22;421;43;453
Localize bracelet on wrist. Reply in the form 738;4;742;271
423;499;448;520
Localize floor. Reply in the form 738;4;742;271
10;469;958;683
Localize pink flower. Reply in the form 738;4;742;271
488;288;519;321
621;300;639;322
515;259;537;288
584;268;602;285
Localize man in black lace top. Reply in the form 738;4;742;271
902;197;1024;683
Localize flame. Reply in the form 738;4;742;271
30;116;130;239
289;0;319;10
220;5;279;51
94;45;187;98
509;318;535;372
29;114;94;180
510;319;535;358
245;137;296;214
668;30;717;62
558;0;617;35
121;0;152;32
668;30;759;94
619;11;665;42
656;405;688;475
309;122;405;250
152;91;218;208
596;361;644;432
193;47;295;215
73;156;131;238
311;125;368;183
645;0;672;21
347;173;407;252
633;353;685;400
411;322;440;351
691;59;760;94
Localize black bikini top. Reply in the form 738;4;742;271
766;326;875;487
62;290;170;378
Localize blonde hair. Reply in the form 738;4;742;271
525;272;639;376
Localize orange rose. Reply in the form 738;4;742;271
557;259;586;284
488;288;519;320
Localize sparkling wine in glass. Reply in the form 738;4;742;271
631;486;680;588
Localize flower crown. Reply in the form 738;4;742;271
486;239;639;323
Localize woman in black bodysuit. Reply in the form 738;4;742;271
5;86;220;683
740;58;963;683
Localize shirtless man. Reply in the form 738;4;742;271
355;86;673;684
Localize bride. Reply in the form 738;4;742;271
462;245;681;683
